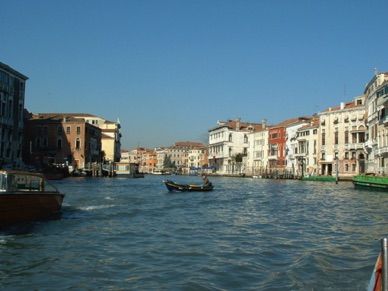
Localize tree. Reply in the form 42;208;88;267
163;155;174;169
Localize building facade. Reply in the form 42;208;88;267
72;114;121;163
318;97;366;178
208;118;266;175
0;62;28;167
364;70;388;174
23;113;102;169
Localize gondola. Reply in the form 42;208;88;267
163;179;213;192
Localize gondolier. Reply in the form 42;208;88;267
202;174;211;186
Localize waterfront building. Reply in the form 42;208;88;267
167;142;206;174
364;70;388;174
0;62;28;167
283;117;312;176
71;114;121;163
267;117;311;173
126;147;156;173
245;119;269;176
154;147;168;173
295;116;320;176
318;96;366;178
187;144;208;169
23;113;102;169
208;118;265;175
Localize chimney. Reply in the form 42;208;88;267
340;102;345;110
262;119;267;129
235;118;241;130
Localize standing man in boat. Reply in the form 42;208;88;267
202;174;210;186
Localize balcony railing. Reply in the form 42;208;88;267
368;111;378;123
344;143;365;150
380;115;388;125
376;146;388;156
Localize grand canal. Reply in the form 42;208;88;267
0;175;386;290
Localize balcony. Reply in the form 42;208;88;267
368;111;378;123
344;143;365;150
268;155;278;160
376;146;388;156
380;115;388;125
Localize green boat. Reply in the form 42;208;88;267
352;175;388;191
302;175;337;182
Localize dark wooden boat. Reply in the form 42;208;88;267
163;179;213;192
0;170;65;228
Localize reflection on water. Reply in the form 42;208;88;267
0;175;386;290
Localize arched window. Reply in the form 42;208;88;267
244;134;248;143
228;133;232;142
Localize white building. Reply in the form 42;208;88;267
208;118;266;175
365;70;388;174
295;116;320;176
284;117;312;175
318;96;366;178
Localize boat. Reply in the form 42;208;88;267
115;162;144;178
302;175;337;182
163;179;214;192
0;170;65;228
367;238;387;291
352;174;388;191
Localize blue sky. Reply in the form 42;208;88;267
1;0;387;150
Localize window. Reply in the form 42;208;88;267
344;130;349;144
43;126;48;134
75;138;81;149
57;138;62;149
76;126;81;134
229;134;232;142
57;126;63;134
36;137;41;148
244;134;248;143
66;126;71;134
43;137;48;148
321;130;326;146
334;131;338;145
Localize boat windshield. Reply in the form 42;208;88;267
0;173;59;192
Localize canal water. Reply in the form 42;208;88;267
0;175;386;290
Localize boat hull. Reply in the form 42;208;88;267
0;193;65;227
163;180;213;192
352;175;388;191
302;175;337;182
115;172;145;178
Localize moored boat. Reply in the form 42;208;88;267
163;179;213;192
302;175;337;182
0;170;65;228
115;162;144;178
352;175;388;191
